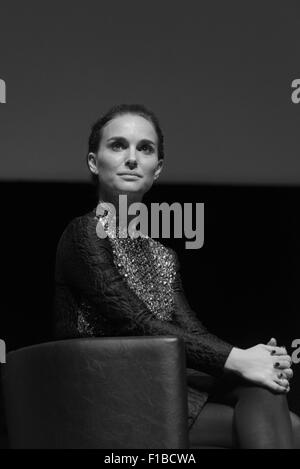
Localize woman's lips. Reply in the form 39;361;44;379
118;173;142;179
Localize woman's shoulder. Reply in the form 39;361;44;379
57;209;91;241
56;207;112;254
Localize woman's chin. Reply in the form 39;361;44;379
114;185;145;197
114;180;145;192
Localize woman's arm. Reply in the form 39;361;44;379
165;248;293;393
55;215;234;377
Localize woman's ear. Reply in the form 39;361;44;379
154;159;163;181
87;152;99;175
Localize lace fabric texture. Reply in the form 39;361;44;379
53;207;234;429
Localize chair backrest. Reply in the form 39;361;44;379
2;336;189;449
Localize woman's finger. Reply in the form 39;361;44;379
282;368;293;380
265;345;288;355
273;375;289;388
267;338;277;346
267;381;289;393
273;359;292;369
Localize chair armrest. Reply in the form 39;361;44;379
2;336;189;449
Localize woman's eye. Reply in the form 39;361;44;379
140;144;154;154
111;141;125;151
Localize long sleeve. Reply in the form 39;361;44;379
168;248;234;374
54;214;234;377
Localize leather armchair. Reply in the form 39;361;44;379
2;336;190;449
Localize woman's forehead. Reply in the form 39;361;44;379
103;114;157;141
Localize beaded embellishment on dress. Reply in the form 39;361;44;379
94;202;176;321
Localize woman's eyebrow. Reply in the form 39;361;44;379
139;139;156;146
107;136;156;145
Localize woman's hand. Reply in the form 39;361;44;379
266;337;293;389
224;340;293;393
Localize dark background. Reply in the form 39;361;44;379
0;182;300;428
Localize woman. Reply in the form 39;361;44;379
53;103;300;448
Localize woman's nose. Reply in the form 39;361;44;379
125;147;138;168
126;159;138;169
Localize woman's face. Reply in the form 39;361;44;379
88;114;163;201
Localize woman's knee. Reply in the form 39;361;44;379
235;384;288;406
230;384;291;420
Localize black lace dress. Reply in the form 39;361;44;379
53;206;234;430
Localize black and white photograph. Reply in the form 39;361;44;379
1;1;300;452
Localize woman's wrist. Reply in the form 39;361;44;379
224;346;245;375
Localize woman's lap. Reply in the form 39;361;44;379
189;402;300;449
189;402;235;448
188;373;300;449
